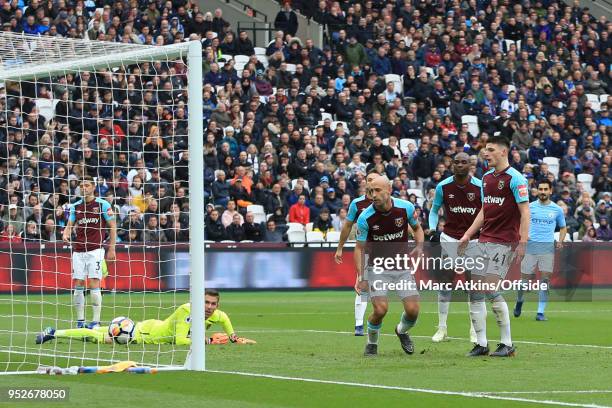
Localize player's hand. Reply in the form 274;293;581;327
457;235;469;256
62;230;71;243
513;242;526;265
357;279;369;294
334;248;343;264
229;333;238;343
409;243;423;258
106;247;116;261
555;241;563;249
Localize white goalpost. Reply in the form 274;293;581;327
0;32;204;374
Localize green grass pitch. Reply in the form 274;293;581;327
1;291;612;407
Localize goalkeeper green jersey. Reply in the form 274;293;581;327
133;303;235;345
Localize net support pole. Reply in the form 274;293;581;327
187;39;205;371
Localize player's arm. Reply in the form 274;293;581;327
461;208;484;241
512;176;531;261
335;200;359;263
556;207;567;248
102;201;117;261
216;310;237;342
173;305;192;346
354;213;369;293
427;184;443;232
63;206;75;242
407;203;424;256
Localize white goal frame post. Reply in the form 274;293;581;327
0;32;205;372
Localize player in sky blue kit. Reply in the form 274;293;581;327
428;153;480;343
515;180;567;321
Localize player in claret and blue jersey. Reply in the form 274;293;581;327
514;180;566;321
63;175;117;329
355;176;424;356
459;136;530;357
334;170;380;336
428;152;481;343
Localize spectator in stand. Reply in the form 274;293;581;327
243;211;264;242
263;219;285;242
221;200;243;228
212;170;231;207
225;213;246;242
205;209;225;242
596;218;611;241
312;208;334;239
289;194;309;225
274;2;298;37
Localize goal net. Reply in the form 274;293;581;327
0;32;204;374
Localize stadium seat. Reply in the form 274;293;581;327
234;55;250;65
543;157;560;179
305;222;313;232
423;66;436;78
326;231;341;242
504;39;516;52
36;98;58;123
240;240;254;243
321;112;333;121
287;230;306;245
254;47;266;56
462;115;480;137
507;84;517;94
572;231;580;241
306;231;324;247
286;223;305;232
220;240;236;243
256;55;269;68
600;94;609;103
400;138;418;153
577;173;595;196
247;205;267;224
407;188;425;206
382;138;389;146
286;63;297;74
554;232;571;242
291;179;310;191
384;74;402;93
331;121;348;131
219;54;233;62
344;240;357;248
586;94;599;104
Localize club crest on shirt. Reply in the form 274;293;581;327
372;225;380;230
93;207;99;213
498;180;505;190
395;217;404;227
467;192;476;201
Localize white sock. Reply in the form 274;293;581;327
354;293;368;326
491;296;512;346
469;300;487;347
438;290;451;328
74;287;85;321
367;321;381;345
396;312;417;334
90;288;102;323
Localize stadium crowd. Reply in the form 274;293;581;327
0;0;610;244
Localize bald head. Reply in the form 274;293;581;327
370;175;392;208
452;152;471;177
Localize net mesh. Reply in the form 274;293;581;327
0;32;197;373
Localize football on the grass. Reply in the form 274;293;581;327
108;317;135;344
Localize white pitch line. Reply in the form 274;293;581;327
238;329;612;349
207;369;611;408
481;391;612;395
230;310;612;315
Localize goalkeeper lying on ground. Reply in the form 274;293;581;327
36;289;242;345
